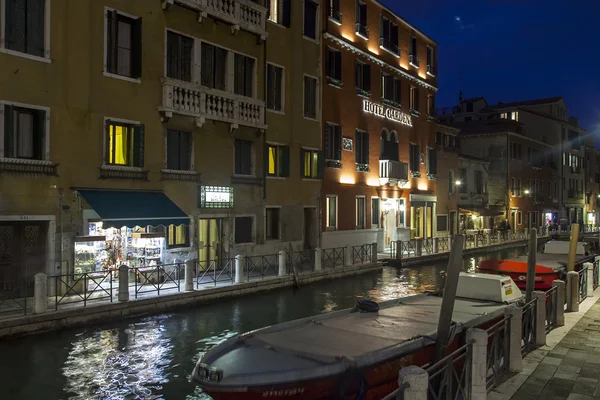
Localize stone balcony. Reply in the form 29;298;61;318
379;160;408;186
159;78;267;131
162;0;268;40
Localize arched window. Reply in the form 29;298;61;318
390;130;399;143
449;170;455;194
380;128;399;161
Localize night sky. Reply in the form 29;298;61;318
389;0;600;134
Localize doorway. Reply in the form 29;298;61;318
303;208;317;250
198;219;223;262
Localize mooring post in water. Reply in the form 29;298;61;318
434;234;464;362
526;228;537;303
567;223;580;272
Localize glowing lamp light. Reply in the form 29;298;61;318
455;180;462;186
418;183;428;191
340;176;355;185
471;215;478;220
341;33;354;42
524;190;530;195
367;179;379;187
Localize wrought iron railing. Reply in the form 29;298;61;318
421;238;434;255
486;316;511;392
289;250;315;274
54;271;114;309
352;244;372;264
321;247;345;269
399;240;416;258
521;298;537;355
545;285;558;333
578;266;588;304
131;264;182;299
438;237;450;252
426;342;473;400
0;280;31;316
196;259;235;287
245;254;279;280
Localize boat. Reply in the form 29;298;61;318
478;240;594;291
192;273;522;400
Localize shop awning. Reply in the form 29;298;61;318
76;189;189;229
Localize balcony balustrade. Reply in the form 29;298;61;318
379;160;408;186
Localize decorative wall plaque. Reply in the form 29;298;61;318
343;137;353;151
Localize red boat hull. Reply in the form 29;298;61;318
478;259;563;291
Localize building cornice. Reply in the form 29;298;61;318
368;0;437;45
461;131;553;148
324;33;438;92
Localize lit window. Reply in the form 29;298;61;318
302;149;320;178
326;195;337;229
106;121;144;167
267;145;290;177
167;224;189;248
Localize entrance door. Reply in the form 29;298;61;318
198;219;223;262
0;222;47;298
303;208;317;250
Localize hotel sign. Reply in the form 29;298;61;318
362;100;412;127
199;186;234;209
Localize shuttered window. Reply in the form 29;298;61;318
409;143;419;172
166;130;192;171
106;10;142;78
326;47;342;82
427;147;437;176
266;145;290;177
355;61;371;93
382;73;401;104
200;43;227;91
266;64;284;111
324;123;342;161
166;31;193;82
303;0;318;39
355;130;369;165
303;76;317;119
3;105;45;160
267;0;291;27
235;139;253;175
234;54;255;97
106;121;144;168
5;0;46;57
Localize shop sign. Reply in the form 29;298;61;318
362;100;412;127
199;186;234;209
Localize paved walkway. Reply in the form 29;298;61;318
490;291;600;400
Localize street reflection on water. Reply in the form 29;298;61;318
0;247;526;400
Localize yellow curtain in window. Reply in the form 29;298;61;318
109;125;128;165
268;147;276;175
311;152;318;178
304;151;311;177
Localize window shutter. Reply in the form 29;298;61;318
107;10;118;73
355;62;360;89
245;57;254;97
391;24;399;47
335;51;342;81
201;44;214;88
275;67;282;110
364;65;371;92
324;124;331;159
6;0;25;53
105;120;111;163
363;132;370;165
317;151;324;179
394;78;401;103
355;0;360;24
263;143;269;177
300;149;306;177
180;132;191;170
282;0;291;27
281;146;290;177
234;54;243;95
133;124;145;168
354;132;360;164
166;130;177;169
4;105;14;158
266;65;274;108
33;109;46;160
27;0;45;57
166;31;178;80
334;126;342;161
132;17;143;78
182;36;193;82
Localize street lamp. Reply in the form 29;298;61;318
455;180;462;234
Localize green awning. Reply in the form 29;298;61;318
77;189;189;229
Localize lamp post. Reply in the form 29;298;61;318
455;180;462;234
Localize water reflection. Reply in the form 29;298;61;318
0;246;527;400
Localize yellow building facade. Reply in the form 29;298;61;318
0;0;322;295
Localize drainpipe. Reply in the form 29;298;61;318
262;19;268;201
59;188;64;275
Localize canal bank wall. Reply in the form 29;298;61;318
0;236;543;339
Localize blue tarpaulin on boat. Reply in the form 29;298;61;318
77;189;189;228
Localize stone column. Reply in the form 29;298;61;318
533;291;547;347
416;239;422;257
234;255;243;283
553;280;565;326
184;259;195;291
118;264;129;302
467;328;488;400
371;242;377;263
344;245;353;267
33;273;48;314
398;365;428;400
314;248;322;272
395;240;402;260
566;271;579;312
278;250;287;276
505;304;523;372
433;237;439;254
585;262;594;297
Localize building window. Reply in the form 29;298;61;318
459;168;467;193
371;198;380;227
265;207;280;240
475;170;484;194
355;130;369;165
500;111;519;121
200;42;227;91
409;35;418;66
427;147;437;176
303;75;318;119
303;0;318;40
381;73;400;105
301;149;321;179
234;216;254;244
409;87;420;111
355;1;368;38
437;215;448;232
167;224;189;249
105;121;144;167
4;0;46;58
268;0;291;27
166;129;192;170
106;10;142;79
326;47;342;84
511;142;522;160
328;0;341;23
2;105;46;160
426;46;435;75
234;139;253;175
267;145;290;177
266;63;284;111
517;211;522;225
355;61;371;95
517;178;522;196
409;143;419;172
356;196;366;229
380;16;399;55
234;53;255;97
166;31;193;82
427;95;435;116
511;177;515;196
326;195;337;230
325;123;342;161
449;170;455;193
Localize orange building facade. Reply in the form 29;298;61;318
320;0;439;250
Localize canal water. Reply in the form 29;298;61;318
0;246;527;400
